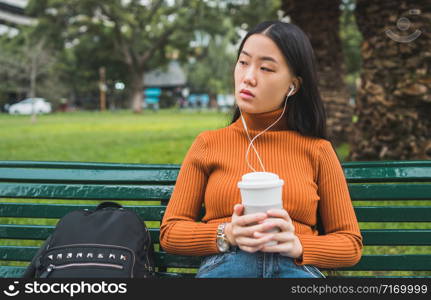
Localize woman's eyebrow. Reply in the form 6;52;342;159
241;50;278;64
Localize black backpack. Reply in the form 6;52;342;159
23;202;155;278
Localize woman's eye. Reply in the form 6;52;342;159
261;67;274;72
238;60;247;65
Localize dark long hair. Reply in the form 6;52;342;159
230;21;328;140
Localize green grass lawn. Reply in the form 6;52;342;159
0;108;350;163
0;109;232;163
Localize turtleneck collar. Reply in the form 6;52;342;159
232;106;289;132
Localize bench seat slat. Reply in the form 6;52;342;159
2;160;431;181
0;266;27;278
354;206;431;222
349;184;431;200
0;183;173;200
343;161;431;181
0;225;160;242
2;182;430;200
0;203;166;220
341;255;431;271
1;226;431;246
362;229;431;245
2;203;431;222
0;167;178;183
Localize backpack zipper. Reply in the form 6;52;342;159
48;262;123;271
44;263;123;278
44;243;136;278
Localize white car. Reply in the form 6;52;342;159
8;98;52;115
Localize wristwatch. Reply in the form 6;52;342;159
216;223;231;252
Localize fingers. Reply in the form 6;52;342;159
230;205;297;254
234;212;267;227
266;209;292;222
262;217;295;233
232;204;244;217
237;234;275;253
264;209;295;233
258;231;297;253
233;220;277;238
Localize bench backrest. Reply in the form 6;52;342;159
0;160;430;278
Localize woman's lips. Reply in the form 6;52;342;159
239;91;255;100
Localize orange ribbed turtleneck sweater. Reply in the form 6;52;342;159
160;107;363;268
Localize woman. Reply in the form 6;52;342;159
160;21;362;278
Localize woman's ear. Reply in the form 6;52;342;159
290;77;302;96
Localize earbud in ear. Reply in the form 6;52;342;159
290;85;295;91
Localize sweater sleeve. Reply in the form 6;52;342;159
294;140;363;268
159;132;219;256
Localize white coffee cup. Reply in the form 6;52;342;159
237;172;284;246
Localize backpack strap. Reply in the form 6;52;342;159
22;235;52;278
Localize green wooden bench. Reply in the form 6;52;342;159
0;160;430;278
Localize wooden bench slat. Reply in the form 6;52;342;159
0;266;26;278
0;203;166;220
2;226;431;246
2;203;431;222
362;229;431;245
2;182;430;200
343;161;431;181
0;246;36;261
0;167;179;183
0;182;173;200
349;183;431;200
0;225;54;240
0;225;160;242
2;160;431;181
354;206;431;222
341;255;431;271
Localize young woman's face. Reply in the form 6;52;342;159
234;34;296;114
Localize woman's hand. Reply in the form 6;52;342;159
256;209;304;259
224;204;278;253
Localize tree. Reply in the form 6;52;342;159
184;0;281;108
28;0;225;113
0;26;56;108
227;0;281;34
184;18;237;104
281;0;354;147
348;0;431;160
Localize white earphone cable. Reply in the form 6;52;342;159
240;86;295;172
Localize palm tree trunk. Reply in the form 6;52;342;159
281;0;352;147
348;0;431;160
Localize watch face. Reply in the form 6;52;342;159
217;238;229;252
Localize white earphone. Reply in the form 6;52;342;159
239;84;296;172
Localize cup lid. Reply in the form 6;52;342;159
237;172;284;189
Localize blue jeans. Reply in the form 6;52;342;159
195;246;326;278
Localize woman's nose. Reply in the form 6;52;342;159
244;68;257;86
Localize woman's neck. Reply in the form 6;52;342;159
232;106;289;131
